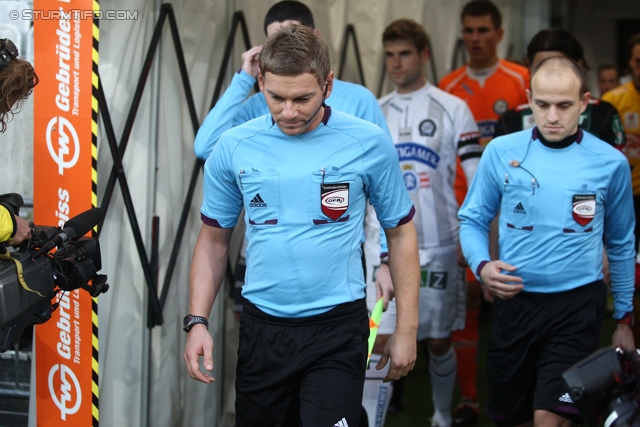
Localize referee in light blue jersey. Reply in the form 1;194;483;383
459;56;636;427
184;24;421;427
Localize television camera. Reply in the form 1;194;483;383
563;346;640;427
0;193;108;352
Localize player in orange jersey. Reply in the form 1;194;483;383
439;1;529;146
438;2;529;425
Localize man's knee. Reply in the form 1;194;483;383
533;409;572;427
426;337;452;356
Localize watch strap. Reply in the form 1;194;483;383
183;314;209;332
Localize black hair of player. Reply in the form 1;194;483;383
527;28;590;72
460;0;502;29
263;1;315;35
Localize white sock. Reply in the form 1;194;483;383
362;354;393;427
429;347;456;427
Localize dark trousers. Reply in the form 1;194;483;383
486;281;606;426
235;299;369;427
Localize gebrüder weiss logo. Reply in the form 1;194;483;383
48;363;82;420
46;116;80;175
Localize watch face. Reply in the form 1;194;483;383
183;315;194;330
183;315;207;332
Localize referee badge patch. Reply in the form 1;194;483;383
572;194;595;226
321;183;349;220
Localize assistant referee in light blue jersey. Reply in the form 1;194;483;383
459;56;635;427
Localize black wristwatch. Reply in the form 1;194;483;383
183;314;209;332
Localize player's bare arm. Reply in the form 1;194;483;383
378;220;420;382
183;224;233;383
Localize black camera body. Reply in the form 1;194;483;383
0;194;108;352
563;346;640;427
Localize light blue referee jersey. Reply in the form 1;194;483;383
459;128;635;318
194;70;390;160
202;108;414;318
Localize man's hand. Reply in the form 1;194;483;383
612;324;635;351
7;216;31;246
183;324;216;383
241;46;262;78
377;330;416;382
479;260;523;299
375;263;394;311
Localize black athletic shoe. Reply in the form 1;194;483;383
452;399;480;426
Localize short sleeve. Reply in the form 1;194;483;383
201;137;244;228
363;132;414;229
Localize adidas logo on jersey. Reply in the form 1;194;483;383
513;202;526;214
334;418;349;427
558;393;573;403
249;193;267;208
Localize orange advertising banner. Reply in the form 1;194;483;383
33;1;98;425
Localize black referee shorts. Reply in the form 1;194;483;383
235;298;369;427
486;281;606;426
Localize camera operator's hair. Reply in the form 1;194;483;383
383;19;430;53
461;0;502;29
259;24;330;88
526;28;590;72
263;1;315;35
0;58;38;133
531;56;588;96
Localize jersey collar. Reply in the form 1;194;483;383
533;127;583;149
